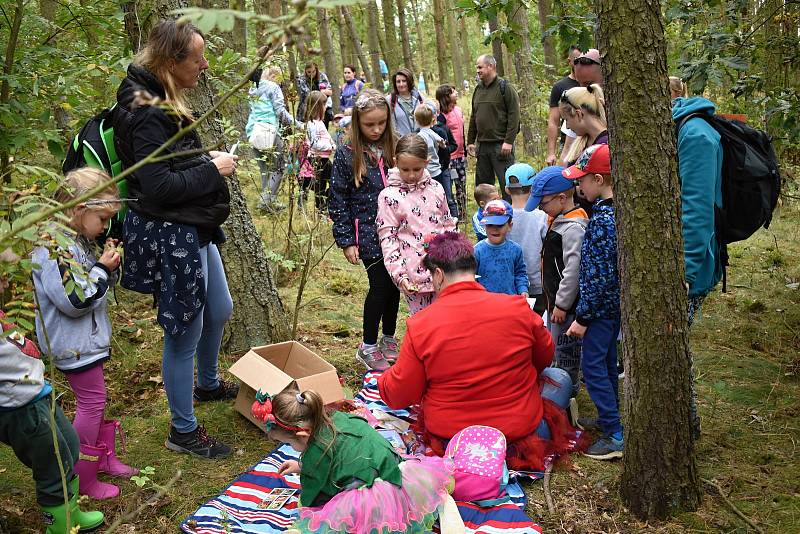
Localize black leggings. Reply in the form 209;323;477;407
300;157;331;211
362;258;400;345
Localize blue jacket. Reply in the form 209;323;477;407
474;239;528;295
328;144;390;261
672;97;724;298
576;199;619;323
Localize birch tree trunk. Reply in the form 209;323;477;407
537;0;557;77
396;0;416;74
432;0;450;84
365;1;385;87
316;8;341;113
445;0;464;89
511;4;536;156
596;0;701;519
381;0;400;73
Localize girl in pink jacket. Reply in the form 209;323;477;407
377;134;456;314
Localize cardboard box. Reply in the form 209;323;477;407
229;341;344;431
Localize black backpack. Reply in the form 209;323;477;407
677;113;781;289
62;106;127;239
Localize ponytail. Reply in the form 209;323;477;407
561;84;607;164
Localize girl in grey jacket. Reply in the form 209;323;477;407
32;168;137;501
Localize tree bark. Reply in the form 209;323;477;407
487;16;505;76
365;1;384;87
445;0;464;89
381;0;400;73
537;0;557;77
229;0;246;55
459;14;473;78
341;6;372;81
510;3;536;156
334;8;353;70
129;0;290;352
280;0;299;104
0;0;24;183
396;0;416;74
409;0;428;86
432;0;450;84
596;0;701;519
316;8;341;113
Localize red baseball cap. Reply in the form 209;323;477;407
562;144;611;179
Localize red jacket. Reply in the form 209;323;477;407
378;281;554;441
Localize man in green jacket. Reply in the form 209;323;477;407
467;54;520;202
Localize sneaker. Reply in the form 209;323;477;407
165;425;232;459
378;335;400;362
194;379;240;402
576;417;601;432
617;360;625;380
584;434;624;460
355;343;390;371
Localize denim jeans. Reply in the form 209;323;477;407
162;244;233;433
581;318;623;436
432;171;459;219
534;366;573;439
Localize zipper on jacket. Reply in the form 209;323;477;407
355;218;360;246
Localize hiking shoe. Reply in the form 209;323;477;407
194;379;240;402
585;434;623;460
355;343;390;371
378;335;400;362
576;417;601;432
165;425;232;459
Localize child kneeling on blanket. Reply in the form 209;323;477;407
252;388;455;534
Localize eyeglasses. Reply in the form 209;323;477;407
539;194;563;208
574;57;600;66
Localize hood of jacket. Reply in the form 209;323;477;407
550;207;588;233
386;167;434;191
117;64;167;112
672;96;716;122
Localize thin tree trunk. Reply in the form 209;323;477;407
253;0;268;44
487;16;505;76
229;0;246;54
341;6;372;81
537;0;557;77
511;3;536;156
444;0;464;89
334;8;353;70
396;0;416;74
128;0;290;351
280;0;299;105
316;8;341;113
0;0;24;183
432;0;450;84
365;1;384;87
596;0;701;519
459;15;473;77
381;0;400;73
410;0;428;85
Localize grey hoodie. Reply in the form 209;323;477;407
542;208;589;313
31;237;115;372
0;337;48;409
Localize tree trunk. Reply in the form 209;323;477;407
537;0;557;77
432;0;450;84
409;0;428;86
280;0;299;106
596;0;701;519
459;15;473;78
341;6;372;81
0;0;24;183
445;0;464;89
316;8;341;113
129;0;290;352
334;8;353;70
365;1;384;87
396;0;416;74
487;16;505;76
229;0;246;54
381;0;400;73
511;3;536;156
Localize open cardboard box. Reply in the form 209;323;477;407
229;341;344;431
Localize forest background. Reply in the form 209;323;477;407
1;0;799;532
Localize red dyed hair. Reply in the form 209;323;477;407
422;231;476;274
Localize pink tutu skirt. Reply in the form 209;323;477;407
294;456;454;534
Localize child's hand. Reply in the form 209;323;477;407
520;292;529;299
566;321;587;339
278;460;301;476
99;242;121;271
400;279;419;294
343;245;360;265
551;307;567;324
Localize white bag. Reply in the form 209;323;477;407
249;122;278;151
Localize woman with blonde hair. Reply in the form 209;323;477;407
558;84;608;166
669;76;688;99
112;19;237;459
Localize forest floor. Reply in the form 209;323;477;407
1;158;799;533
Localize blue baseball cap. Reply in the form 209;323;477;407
505;163;537;189
481;199;513;225
524;166;574;211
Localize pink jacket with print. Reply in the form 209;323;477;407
376;168;456;293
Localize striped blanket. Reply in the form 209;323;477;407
181;371;543;534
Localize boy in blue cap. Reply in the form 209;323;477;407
527;166;588;399
505;163;548;315
474;199;529;296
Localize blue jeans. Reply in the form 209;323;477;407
432;171;459;219
534;367;572;439
162;244;233;433
581;318;622;435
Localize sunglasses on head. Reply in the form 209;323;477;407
574;57;600;66
560;90;576;108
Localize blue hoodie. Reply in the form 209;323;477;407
672;97;724;298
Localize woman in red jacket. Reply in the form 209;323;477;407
378;232;578;471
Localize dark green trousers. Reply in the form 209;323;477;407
0;394;79;506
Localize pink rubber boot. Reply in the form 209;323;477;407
74;444;120;500
97;419;139;478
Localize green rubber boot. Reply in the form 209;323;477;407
41;477;104;533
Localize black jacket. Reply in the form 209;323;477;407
432;116;457;172
113;64;229;245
